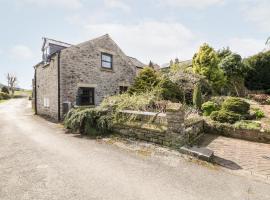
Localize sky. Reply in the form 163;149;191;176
0;0;269;89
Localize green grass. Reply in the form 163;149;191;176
14;90;32;96
0;99;8;104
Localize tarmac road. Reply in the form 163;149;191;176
0;98;269;200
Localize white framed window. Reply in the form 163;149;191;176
101;53;113;69
44;98;50;108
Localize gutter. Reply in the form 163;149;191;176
57;52;61;121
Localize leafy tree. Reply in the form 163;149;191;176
244;51;270;91
217;47;232;61
193;43;226;93
1;86;9;94
193;84;203;109
219;53;247;96
157;75;183;102
128;67;159;94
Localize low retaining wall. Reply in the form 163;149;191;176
185;118;205;143
113;103;205;149
205;120;270;144
114;124;187;149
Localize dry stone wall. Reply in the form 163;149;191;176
114;103;205;149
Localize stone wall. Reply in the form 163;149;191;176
59;34;136;119
205;120;270;143
35;54;59;121
114;103;205;149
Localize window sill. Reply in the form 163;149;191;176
100;68;115;73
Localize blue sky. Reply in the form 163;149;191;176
0;0;269;89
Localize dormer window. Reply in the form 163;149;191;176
101;53;113;69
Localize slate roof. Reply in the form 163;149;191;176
161;59;192;69
128;56;145;68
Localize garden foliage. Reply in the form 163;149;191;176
209;97;250;124
192;43;226;93
201;101;219;116
192;84;203;109
244;51;270;91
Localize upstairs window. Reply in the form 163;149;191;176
101;53;113;69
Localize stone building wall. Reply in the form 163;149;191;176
34;34;137;121
59;34;136;119
35;54;59;120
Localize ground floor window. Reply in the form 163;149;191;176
77;87;95;106
119;86;128;94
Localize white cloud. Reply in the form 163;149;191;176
159;0;224;9
82;21;199;64
104;0;130;12
227;38;265;58
16;0;82;9
10;45;34;60
241;0;270;31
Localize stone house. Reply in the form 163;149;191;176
33;34;145;121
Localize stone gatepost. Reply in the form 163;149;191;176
166;103;186;148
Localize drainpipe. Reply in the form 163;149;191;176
34;68;37;115
57;52;61;121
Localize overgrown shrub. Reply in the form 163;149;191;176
210;96;228;107
221;97;250;115
100;91;162;112
210;110;241;124
0;92;11;100
157;75;183;102
251;108;265;119
64;108;111;135
1;87;9;94
202;101;219;116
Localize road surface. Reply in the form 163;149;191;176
0;98;270;200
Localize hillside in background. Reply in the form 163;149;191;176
0;83;6;88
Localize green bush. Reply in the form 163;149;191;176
234;120;261;130
251;108;265;119
210;96;228;107
210;110;241;124
1;87;9;94
128;67;159;94
202;101;219;116
193;84;203;109
0;92;11;100
64;108;111;135
157;75;183;102
221;97;250;115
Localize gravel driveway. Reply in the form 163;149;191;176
0;98;270;200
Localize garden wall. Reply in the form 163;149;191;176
113;103;205;149
205;120;270;143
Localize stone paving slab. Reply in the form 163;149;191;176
198;134;270;180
